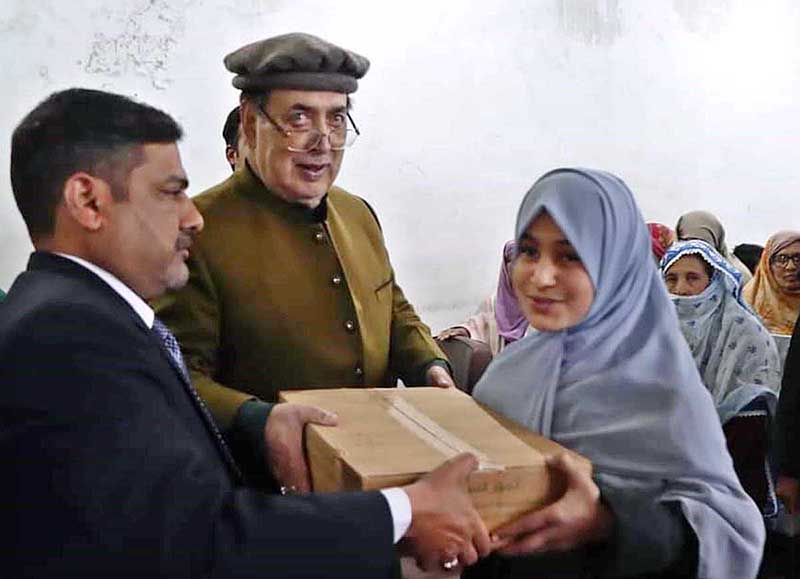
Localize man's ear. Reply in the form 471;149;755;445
225;145;238;170
62;172;113;232
241;101;258;150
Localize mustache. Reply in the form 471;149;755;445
294;156;331;164
175;234;193;251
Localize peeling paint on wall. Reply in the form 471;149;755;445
3;0;800;329
78;0;188;90
557;0;622;46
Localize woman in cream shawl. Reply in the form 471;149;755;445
743;231;800;337
469;169;764;578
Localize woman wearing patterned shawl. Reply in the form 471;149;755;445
661;239;781;514
743;231;800;337
438;241;529;356
661;240;780;419
466;169;763;579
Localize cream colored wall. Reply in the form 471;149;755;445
2;0;799;330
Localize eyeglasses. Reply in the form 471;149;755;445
771;253;800;268
257;103;359;152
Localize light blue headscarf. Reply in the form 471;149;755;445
660;240;781;424
473;168;765;579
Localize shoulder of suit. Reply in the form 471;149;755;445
1;278;139;346
190;173;238;215
327;186;381;227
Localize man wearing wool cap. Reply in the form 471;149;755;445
155;33;454;491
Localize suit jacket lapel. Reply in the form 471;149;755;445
149;330;243;481
28;252;242;482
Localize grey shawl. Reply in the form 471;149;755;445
473;168;765;579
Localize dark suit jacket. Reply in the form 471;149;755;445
0;252;395;578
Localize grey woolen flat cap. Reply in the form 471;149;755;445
224;33;370;93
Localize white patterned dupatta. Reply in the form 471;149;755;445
661;239;781;424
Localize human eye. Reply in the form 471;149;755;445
329;112;347;129
159;178;187;198
286;110;311;128
518;242;538;259
160;188;184;199
556;244;582;263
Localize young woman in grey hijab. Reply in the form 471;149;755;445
676;210;753;283
468;169;764;578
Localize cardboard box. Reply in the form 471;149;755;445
279;387;590;531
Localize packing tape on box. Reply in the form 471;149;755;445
382;394;504;471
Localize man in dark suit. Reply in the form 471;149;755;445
0;88;489;578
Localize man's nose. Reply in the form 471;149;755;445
309;129;333;153
181;198;204;234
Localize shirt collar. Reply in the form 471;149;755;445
241;161;329;222
55;253;155;329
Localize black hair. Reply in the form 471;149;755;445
10;88;182;238
222;106;240;148
733;243;764;275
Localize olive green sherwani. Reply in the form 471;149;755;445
155;165;445;430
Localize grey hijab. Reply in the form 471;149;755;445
676;210;730;254
473;168;765;579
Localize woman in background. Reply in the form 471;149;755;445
744;231;800;337
675;210;752;283
647;222;675;262
466;168;764;578
661;239;781;514
437;241;528;356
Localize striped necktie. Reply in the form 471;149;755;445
152;318;241;480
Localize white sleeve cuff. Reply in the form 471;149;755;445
379;487;412;543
